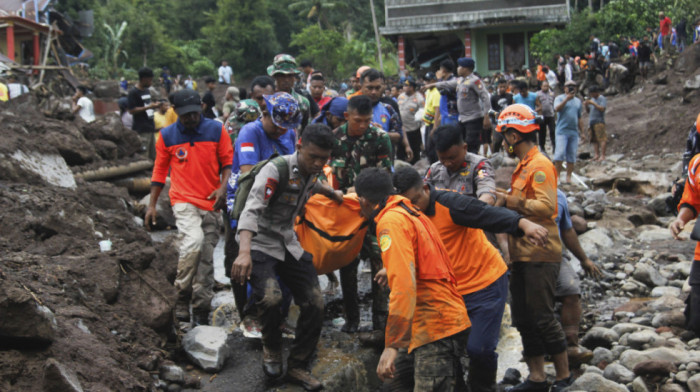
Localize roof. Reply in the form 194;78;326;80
381;0;570;35
0;0;51;15
0;15;55;34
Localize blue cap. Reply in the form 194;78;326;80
262;92;301;129
327;97;348;118
457;57;475;69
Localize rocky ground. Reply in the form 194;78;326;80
0;45;699;391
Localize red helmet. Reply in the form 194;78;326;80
496;104;540;133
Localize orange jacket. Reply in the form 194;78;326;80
506;146;561;262
425;188;522;295
375;195;470;352
537;65;546;82
680;154;700;260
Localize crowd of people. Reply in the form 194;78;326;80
122;44;628;391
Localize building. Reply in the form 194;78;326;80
381;0;570;75
0;0;53;65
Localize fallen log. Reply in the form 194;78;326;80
74;160;153;181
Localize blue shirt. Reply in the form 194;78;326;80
439;94;459;125
554;94;582;135
556;189;573;236
587;95;606;125
226;119;296;222
513;93;537;110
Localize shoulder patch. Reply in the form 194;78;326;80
533;171;547;184
379;233;392;252
477;169;487;179
264;178;278;200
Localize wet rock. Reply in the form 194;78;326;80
633;360;677;377
570;372;627;392
628;210;659;227
628;330;663;349
648;193;672;217
0;285;57;347
43;358;84;392
6;150;77;189
620;348;690;370
688;373;700;391
159;363;184;384
585;365;604;375
579;228;614;260
44;131;98;166
630;376;649;392
182;326;230;372
633;264;668;287
584;204;606;220
648;296;685;312
638;228;672;242
674;370;690;383
685;74;700;90
582;327;620;350
687;361;700;372
651;286;682;298
651;311;685;328
603;362;636;384
569;202;585;217
139;185;176;230
166;384;182;392
660;384;684;392
92;139;119;160
571;215;588;234
592;347;615;366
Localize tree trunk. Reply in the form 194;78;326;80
588;0;593;10
574;0;579;12
600;0;604;9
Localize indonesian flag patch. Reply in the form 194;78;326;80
241;142;255;153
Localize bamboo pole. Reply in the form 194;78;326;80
369;0;384;72
74;160;153;181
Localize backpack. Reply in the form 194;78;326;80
230;155;288;220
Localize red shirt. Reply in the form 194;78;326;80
314;95;332;108
660;17;672;36
151;117;233;211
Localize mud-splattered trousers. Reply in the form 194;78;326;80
249;250;324;369
172;202;219;311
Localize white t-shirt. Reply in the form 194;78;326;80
8;83;28;98
76;96;95;123
546;70;558;88
218;65;233;84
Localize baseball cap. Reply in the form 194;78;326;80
267;54;300;76
263;92;301;129
564;80;578;87
457;57;475;69
226;86;240;102
404;76;417;87
424;72;437;81
173;89;202;116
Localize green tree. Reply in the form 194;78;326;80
202;0;281;79
288;0;343;29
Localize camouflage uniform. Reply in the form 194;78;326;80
267;54;312;130
330;122;393;331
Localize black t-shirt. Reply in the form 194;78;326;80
127;87;155;133
609;43;620;58
638;45;652;62
202;91;216;119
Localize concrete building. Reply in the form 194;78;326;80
0;0;53;65
381;0;570;75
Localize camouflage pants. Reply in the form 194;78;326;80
382;330;469;392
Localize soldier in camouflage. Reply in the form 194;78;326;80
329;95;392;339
267;54;312;131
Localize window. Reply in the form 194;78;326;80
504;32;526;72
487;34;501;71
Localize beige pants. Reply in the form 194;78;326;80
172;202;219;310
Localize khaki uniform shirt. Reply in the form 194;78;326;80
237;152;322;261
425;152;496;200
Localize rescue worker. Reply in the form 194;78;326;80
426;57;492;154
355;167;471;392
329;95;393;337
390;166;549;392
231;124;342;391
494;104;572;392
670;152;700;337
267;54;312;131
146;89;233;326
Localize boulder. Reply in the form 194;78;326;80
647;193;672;217
628;210;659;227
43;131;97;166
159;363;184;384
182;326;230;372
688;373;700;391
659;384;684;392
651;311;685;328
92;139;119;161
685;74;700;90
603;362;636;384
582;327;620;350
43;358;84;392
569;372;627;392
592;347;615;367
675;370;690;384
633;360;677;377
579;228;614;260
651;287;681;298
0;285;57;347
138;183;176;230
648;296;685;312
620;347;690;370
627;330;663;350
638;228;672;242
630;377;649;392
633;264;668;287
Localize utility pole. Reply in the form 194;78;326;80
369;0;384;72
